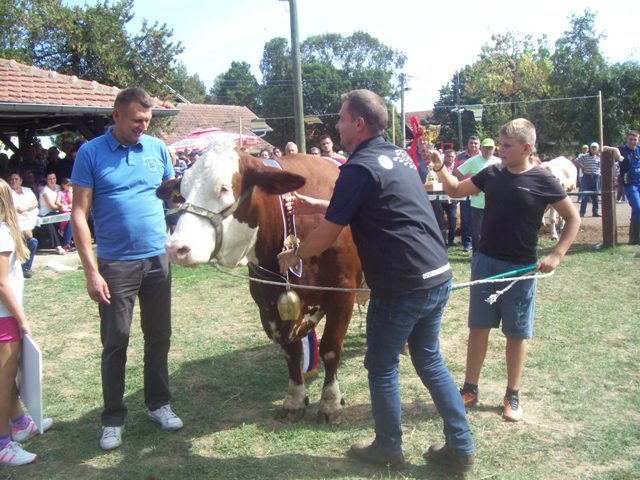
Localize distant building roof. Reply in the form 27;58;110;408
404;110;434;125
160;103;273;152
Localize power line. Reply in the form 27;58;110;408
432;94;599;110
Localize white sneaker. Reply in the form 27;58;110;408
100;425;124;451
148;405;183;431
0;441;37;466
12;417;54;443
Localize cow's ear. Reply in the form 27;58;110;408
156;178;185;202
246;169;306;195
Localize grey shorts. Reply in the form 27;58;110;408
468;252;537;339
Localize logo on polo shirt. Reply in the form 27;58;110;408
143;156;162;172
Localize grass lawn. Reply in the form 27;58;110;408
3;241;639;479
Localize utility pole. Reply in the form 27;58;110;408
456;71;463;151
400;74;406;148
282;0;305;152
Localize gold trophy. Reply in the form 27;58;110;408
421;124;442;192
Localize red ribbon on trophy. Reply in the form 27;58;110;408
407;116;424;169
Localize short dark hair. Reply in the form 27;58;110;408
341;89;388;133
443;148;456;155
114;87;154;109
318;134;332;142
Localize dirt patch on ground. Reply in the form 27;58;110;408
541;200;632;245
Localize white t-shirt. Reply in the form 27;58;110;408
0;223;24;317
11;187;39;231
39;184;60;216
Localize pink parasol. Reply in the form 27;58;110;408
169;127;261;154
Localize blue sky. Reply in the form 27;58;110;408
64;0;637;112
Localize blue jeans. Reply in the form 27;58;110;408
459;199;472;249
624;183;640;221
579;174;600;216
364;281;474;456
22;236;38;271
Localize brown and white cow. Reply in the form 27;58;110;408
159;139;362;424
541;156;578;240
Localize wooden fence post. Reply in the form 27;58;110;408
601;147;617;247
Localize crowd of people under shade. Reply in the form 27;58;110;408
0;140;85;278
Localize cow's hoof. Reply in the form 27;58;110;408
317;408;343;425
276;407;306;423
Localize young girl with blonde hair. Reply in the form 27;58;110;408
0;179;52;466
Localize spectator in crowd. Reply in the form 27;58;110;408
168;147;187;177
45;147;61;175
55;177;74;251
618;130;640;244
0;178;53;466
284;142;299;156
258;148;271;160
279;89;475;472
575;142;601;217
453;136;480;252
272;147;283;159
71;87;182;452
453;138;501;252
188;150;199;166
308;146;321;156
440;149;459;247
318;134;347;164
8;172;39;278
38;172;66;255
0;154;9;179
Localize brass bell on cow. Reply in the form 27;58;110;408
277;288;301;321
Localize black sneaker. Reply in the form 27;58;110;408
22;269;33;279
425;443;475;472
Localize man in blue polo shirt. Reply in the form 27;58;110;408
71;87;182;451
278;89;474;472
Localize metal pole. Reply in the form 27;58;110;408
391;105;396;145
456;71;463;150
597;90;604;149
287;0;306;153
400;74;406;148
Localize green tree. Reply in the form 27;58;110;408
259;38;294;148
209;61;260;111
549;9;607;148
169;63;207;104
0;0;184;97
257;32;406;148
600;60;640;144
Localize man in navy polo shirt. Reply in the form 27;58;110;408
71;87;182;451
278;89;474;472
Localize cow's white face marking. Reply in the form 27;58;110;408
165;139;258;266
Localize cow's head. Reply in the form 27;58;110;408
159;139;305;267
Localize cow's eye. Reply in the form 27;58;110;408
220;185;230;195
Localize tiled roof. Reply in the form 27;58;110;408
404;110;434;125
0;57;120;108
160;103;273;151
